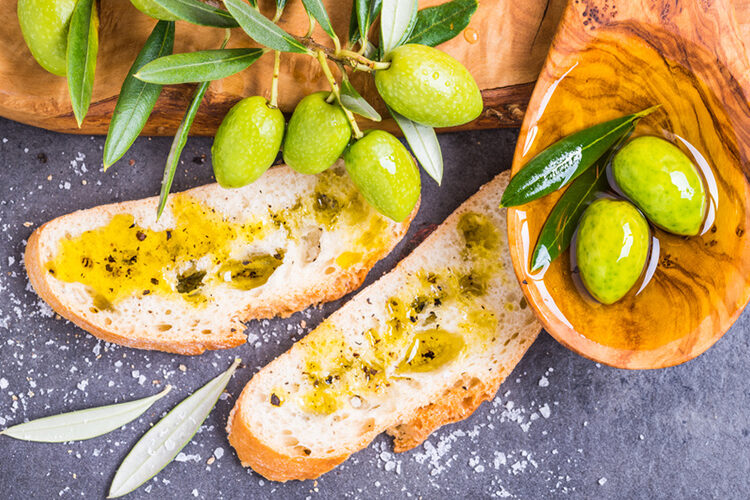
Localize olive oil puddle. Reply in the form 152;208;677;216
293;212;503;416
46;168;383;311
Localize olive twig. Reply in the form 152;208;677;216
336;48;390;71
297;36;389;73
315;50;363;139
270;50;281;108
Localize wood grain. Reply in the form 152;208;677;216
0;0;567;135
507;0;750;369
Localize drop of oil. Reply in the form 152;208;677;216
463;27;479;44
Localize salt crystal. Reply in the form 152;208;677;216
0;378;8;390
538;376;549;387
598;478;607;486
539;404;551;419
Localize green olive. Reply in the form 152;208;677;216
211;96;285;188
374;44;483;128
576;198;650;305
17;0;77;76
283;92;352;175
343;131;420;222
612;136;707;236
129;0;178;20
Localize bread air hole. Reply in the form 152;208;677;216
157;324;172;332
301;227;322;263
201;329;212;335
283;436;299;447
325;266;336;275
293;445;312;457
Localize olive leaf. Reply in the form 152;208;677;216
108;359;241;499
103;21;175;170
530;124;635;271
155;30;236;219
501;106;659;207
67;0;99;127
301;0;336;39
276;0;288;11
389;106;443;185
147;0;239;27
224;0;309;53
354;0;382;43
406;0;478;47
380;0;417;55
156;81;210;219
134;48;266;84
340;79;381;121
0;386;171;443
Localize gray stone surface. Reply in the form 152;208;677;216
0;117;747;499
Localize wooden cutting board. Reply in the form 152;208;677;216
0;0;746;136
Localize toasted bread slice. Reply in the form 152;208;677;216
25;163;416;355
227;170;541;481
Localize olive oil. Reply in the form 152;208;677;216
46;168;385;310
299;212;502;415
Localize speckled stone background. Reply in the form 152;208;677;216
0;117;747;499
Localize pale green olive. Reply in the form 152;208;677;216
343;131;420;222
283;92;351;175
212;97;285;188
576;198;650;305
17;0;77;76
612;136;707;236
374;44;483;128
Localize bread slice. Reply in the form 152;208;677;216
25;163;416;355
227;170;541;481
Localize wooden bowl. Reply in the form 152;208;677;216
507;0;750;369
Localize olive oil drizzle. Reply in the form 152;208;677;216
46;169;383;310
299;211;502;415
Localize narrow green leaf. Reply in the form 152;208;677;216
389;106;443;185
67;0;98;127
276;0;288;11
340;80;381;121
501;106;659;207
349;2;361;45
224;0;308;53
380;0;417;55
406;0;478;47
156;81;209;219
0;387;171;443
148;0;239;27
135;48;265;84
301;0;335;39
530;157;609;271
108;359;241;499
103;21;175;169
530;124;635;271
356;0;382;41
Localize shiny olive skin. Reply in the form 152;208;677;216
612;136;707;236
343;131;420;222
283;92;351;175
576;198;650;305
17;0;77;76
212;97;285;189
374;44;483;128
129;0;178;20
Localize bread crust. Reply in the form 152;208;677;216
227;387;350;481
24;178;417;355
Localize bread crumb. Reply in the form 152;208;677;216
179;364;187;372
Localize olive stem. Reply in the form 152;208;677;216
305;16;316;38
270;50;281;108
297;36;390;73
315;50;363;139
